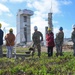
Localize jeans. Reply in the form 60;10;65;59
6;46;13;58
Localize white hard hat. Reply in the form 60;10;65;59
34;26;38;30
72;24;75;29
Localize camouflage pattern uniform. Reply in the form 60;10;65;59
32;31;43;58
71;30;75;55
55;31;64;56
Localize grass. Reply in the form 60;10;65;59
1;46;75;75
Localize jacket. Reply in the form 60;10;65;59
46;32;55;47
0;29;4;45
32;31;43;45
5;33;15;46
55;31;64;45
71;30;75;43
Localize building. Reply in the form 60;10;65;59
16;9;34;44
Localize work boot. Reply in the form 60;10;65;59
60;53;63;56
56;53;58;57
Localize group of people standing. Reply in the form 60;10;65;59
45;26;64;57
0;22;75;58
0;23;15;58
32;24;75;58
32;26;64;57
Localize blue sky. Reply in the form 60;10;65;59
0;0;75;40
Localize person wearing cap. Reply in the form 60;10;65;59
55;27;64;56
0;23;4;57
71;24;75;56
46;28;55;57
32;26;43;58
5;28;15;58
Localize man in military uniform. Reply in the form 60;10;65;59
32;26;43;58
71;24;75;56
55;27;64;56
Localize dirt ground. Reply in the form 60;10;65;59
41;46;73;52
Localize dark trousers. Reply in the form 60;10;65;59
47;46;53;57
0;45;3;57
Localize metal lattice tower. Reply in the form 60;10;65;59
48;0;53;31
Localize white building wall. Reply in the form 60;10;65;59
16;9;33;44
16;14;21;44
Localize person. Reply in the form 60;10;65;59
0;23;4;57
5;28;15;58
71;24;75;56
46;28;55;57
55;27;64;56
32;26;43;58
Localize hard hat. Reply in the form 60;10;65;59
59;27;63;31
47;28;51;31
9;28;13;32
0;23;2;28
34;26;38;30
72;24;75;29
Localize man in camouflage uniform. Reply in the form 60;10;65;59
55;27;64;56
32;26;43;58
71;24;75;56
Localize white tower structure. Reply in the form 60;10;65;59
16;9;33;44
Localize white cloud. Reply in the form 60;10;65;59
0;3;11;16
61;0;72;5
9;0;26;3
0;3;13;17
7;13;13;17
26;0;61;14
0;0;7;2
0;3;10;13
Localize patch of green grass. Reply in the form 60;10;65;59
0;51;75;75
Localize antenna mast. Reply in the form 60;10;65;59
48;0;53;31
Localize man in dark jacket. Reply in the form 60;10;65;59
0;23;4;57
